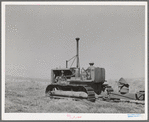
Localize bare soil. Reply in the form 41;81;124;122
5;76;145;113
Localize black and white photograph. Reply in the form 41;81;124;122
2;1;148;120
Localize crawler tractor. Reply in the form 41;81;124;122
45;38;110;102
45;38;145;102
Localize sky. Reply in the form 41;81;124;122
5;4;145;80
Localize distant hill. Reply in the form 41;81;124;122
5;75;51;82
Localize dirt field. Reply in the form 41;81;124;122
5;76;145;113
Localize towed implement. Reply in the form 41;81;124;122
45;38;145;103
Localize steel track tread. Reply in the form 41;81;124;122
82;86;96;102
46;84;96;102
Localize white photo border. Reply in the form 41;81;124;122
2;1;148;120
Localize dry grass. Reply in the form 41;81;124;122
5;76;145;113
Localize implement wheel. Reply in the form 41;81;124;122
136;91;145;100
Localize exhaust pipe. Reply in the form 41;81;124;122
76;38;80;68
75;38;80;78
65;38;80;69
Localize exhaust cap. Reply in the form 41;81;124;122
76;38;80;41
89;62;94;66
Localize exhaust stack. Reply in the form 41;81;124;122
65;37;80;71
76;38;80;68
75;38;80;78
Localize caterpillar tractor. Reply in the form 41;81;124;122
45;38;145;103
45;38;111;102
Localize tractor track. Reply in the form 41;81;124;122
45;84;96;102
